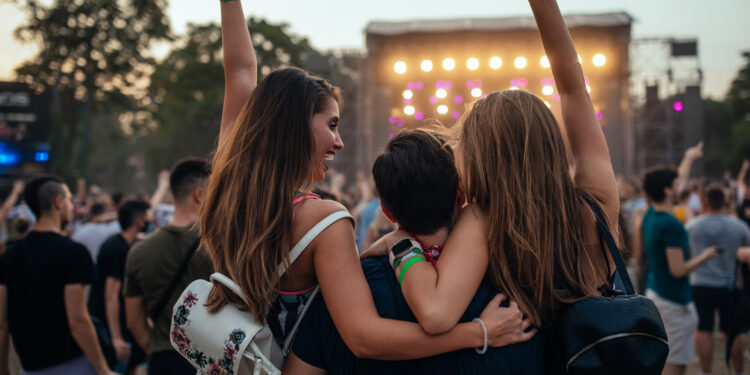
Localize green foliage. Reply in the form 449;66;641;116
140;17;313;174
711;51;750;175
9;0;172;178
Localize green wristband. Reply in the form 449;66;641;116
392;248;425;270
398;256;426;285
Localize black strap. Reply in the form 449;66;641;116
151;238;201;321
583;197;636;295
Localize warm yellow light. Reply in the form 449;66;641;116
489;57;502;69
404;105;415;115
586;85;592;93
443;58;455;71
394;61;407;74
509;86;519;90
542;85;554;96
593;53;606;67
403;90;413;99
471;88;483;98
466;57;480;70
514;57;527;69
437;105;449;114
577;55;583;64
436;88;447;99
540;56;550;68
421;59;433;72
544;101;551;108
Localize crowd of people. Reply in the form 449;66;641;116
0;0;748;374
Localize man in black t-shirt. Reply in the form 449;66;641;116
0;176;115;375
89;200;151;373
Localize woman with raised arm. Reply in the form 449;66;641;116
377;0;620;361
189;0;528;372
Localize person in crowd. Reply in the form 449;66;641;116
286;129;541;374
150;170;174;229
89;200;152;374
192;1;525;373
364;208;396;250
0;176;116;375
123;158;213;375
368;0;621;362
686;184;750;375
641;167;718;375
73;194;121;263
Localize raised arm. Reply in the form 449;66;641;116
0;180;23;222
737;159;749;197
219;0;257;146
529;0;619;219
675;142;703;194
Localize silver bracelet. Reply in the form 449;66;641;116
472;317;488;354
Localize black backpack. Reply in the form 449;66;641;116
547;199;669;374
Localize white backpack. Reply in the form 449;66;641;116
170;211;352;375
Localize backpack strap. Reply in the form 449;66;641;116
277;210;353;277
582;197;636;295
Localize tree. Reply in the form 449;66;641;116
140;17;313;174
8;0;172;178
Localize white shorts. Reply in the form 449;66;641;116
646;289;698;366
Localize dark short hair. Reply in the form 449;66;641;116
170;157;212;201
705;184;726;211
643;167;678;203
23;175;65;217
89;202;107;217
117;200;151;229
372;129;459;235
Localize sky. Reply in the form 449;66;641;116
1;0;748;99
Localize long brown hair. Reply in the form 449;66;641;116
457;89;607;327
201;67;340;321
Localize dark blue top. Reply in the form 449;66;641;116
291;256;544;374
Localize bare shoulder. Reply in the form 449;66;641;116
292;199;353;242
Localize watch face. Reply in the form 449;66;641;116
391;238;413;256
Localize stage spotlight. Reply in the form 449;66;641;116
467;57;480;70
415;112;425;120
514;57;527;69
394;61;407;74
586;85;591;93
673;101;683;112
437;105;449;114
403;90;413;99
436;88;447;99
542;85;554;96
593;53;606;67
489;56;502;69
540;56;550;68
443;58;455;71
404;105;415;115
471;88;483;97
421;59;433;72
452;111;461;120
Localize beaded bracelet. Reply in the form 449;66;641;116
398;256;425;285
472;317;488;354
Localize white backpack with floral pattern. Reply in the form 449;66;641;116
170;211;352;375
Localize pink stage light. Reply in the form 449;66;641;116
415;112;424;120
407;82;416;90
452;111;461;120
429;96;438;105
511;78;528;88
596;112;604;122
553;93;561;101
454;95;463;104
389;116;398;125
397;119;406;127
415;81;424;90
673;101;683;112
389;131;397;139
541;77;554;86
403;98;412;105
465;80;482;89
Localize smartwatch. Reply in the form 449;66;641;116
391;238;421;259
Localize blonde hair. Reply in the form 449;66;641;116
457;89;606;326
